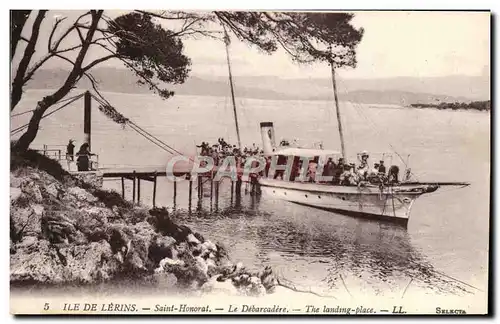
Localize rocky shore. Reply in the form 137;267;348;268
10;151;278;297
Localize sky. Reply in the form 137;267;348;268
16;10;491;80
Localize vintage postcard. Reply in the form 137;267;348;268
9;9;490;315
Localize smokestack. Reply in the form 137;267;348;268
260;122;276;154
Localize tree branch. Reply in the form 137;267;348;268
51;11;91;51
82;53;118;72
48;17;67;53
11;10;47;111
10;10;32;61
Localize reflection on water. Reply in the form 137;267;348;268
168;179;473;297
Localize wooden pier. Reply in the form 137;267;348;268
100;166;251;209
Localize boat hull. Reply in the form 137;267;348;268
258;178;433;225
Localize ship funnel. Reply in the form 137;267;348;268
260;122;276;154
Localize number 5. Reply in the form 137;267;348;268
44;303;50;310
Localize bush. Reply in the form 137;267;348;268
92;188;132;209
11;148;70;181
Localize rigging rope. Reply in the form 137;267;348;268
11;110;35;117
10;93;85;136
335;76;419;181
89;93;193;161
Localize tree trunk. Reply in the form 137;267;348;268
12;101;47;153
11;10;47;111
12;10;103;153
10;10;31;61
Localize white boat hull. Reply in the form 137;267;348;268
258;178;435;225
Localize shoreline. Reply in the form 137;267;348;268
9;150;279;298
19;88;490;109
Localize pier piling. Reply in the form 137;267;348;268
188;180;193;213
152;172;157;208
121;177;125;199
137;177;141;204
215;180;219;211
210;173;214;206
173;181;177;209
132;171;136;204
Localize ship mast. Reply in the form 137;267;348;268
329;57;346;159
223;29;242;150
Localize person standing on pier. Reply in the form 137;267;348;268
76;143;94;171
66;139;75;161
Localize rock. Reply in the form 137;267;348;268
175;241;190;256
194;232;205;243
21;180;43;203
235;262;245;273
10;174;23;188
155;257;185;273
124;221;157;272
201;275;239;295
214;242;230;263
152;272;178;287
10;187;22;202
106;225;131;254
30;173;41;181
149;235;176;265
249;276;261;286
125;207;150;225
194;256;208;277
199;240;217;259
42;211;79;243
67;187;98;203
75;207;111;241
58;240;120;282
250;283;267;297
45;183;60;198
73;173;103;189
206;258;217;276
259;266;278;292
16;236;38;249
10;239;65;283
187;233;201;245
32;204;44;216
11;205;43;238
202;240;217;252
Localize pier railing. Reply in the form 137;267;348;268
34;144;99;171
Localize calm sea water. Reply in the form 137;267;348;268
11;89;490;300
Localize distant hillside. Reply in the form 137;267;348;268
24;67;489;105
410;100;491;111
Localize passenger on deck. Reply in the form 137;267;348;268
264;156;271;177
387;165;400;184
333;157;345;184
357;161;369;181
357;151;370;181
340;164;357;186
307;158;318;183
378;160;386;174
367;163;381;183
350;163;359;183
323;158;335;182
197;142;209;155
289;157;300;182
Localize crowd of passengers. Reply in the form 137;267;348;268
197;138;263;165
197;141;400;186
264;151;400;186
